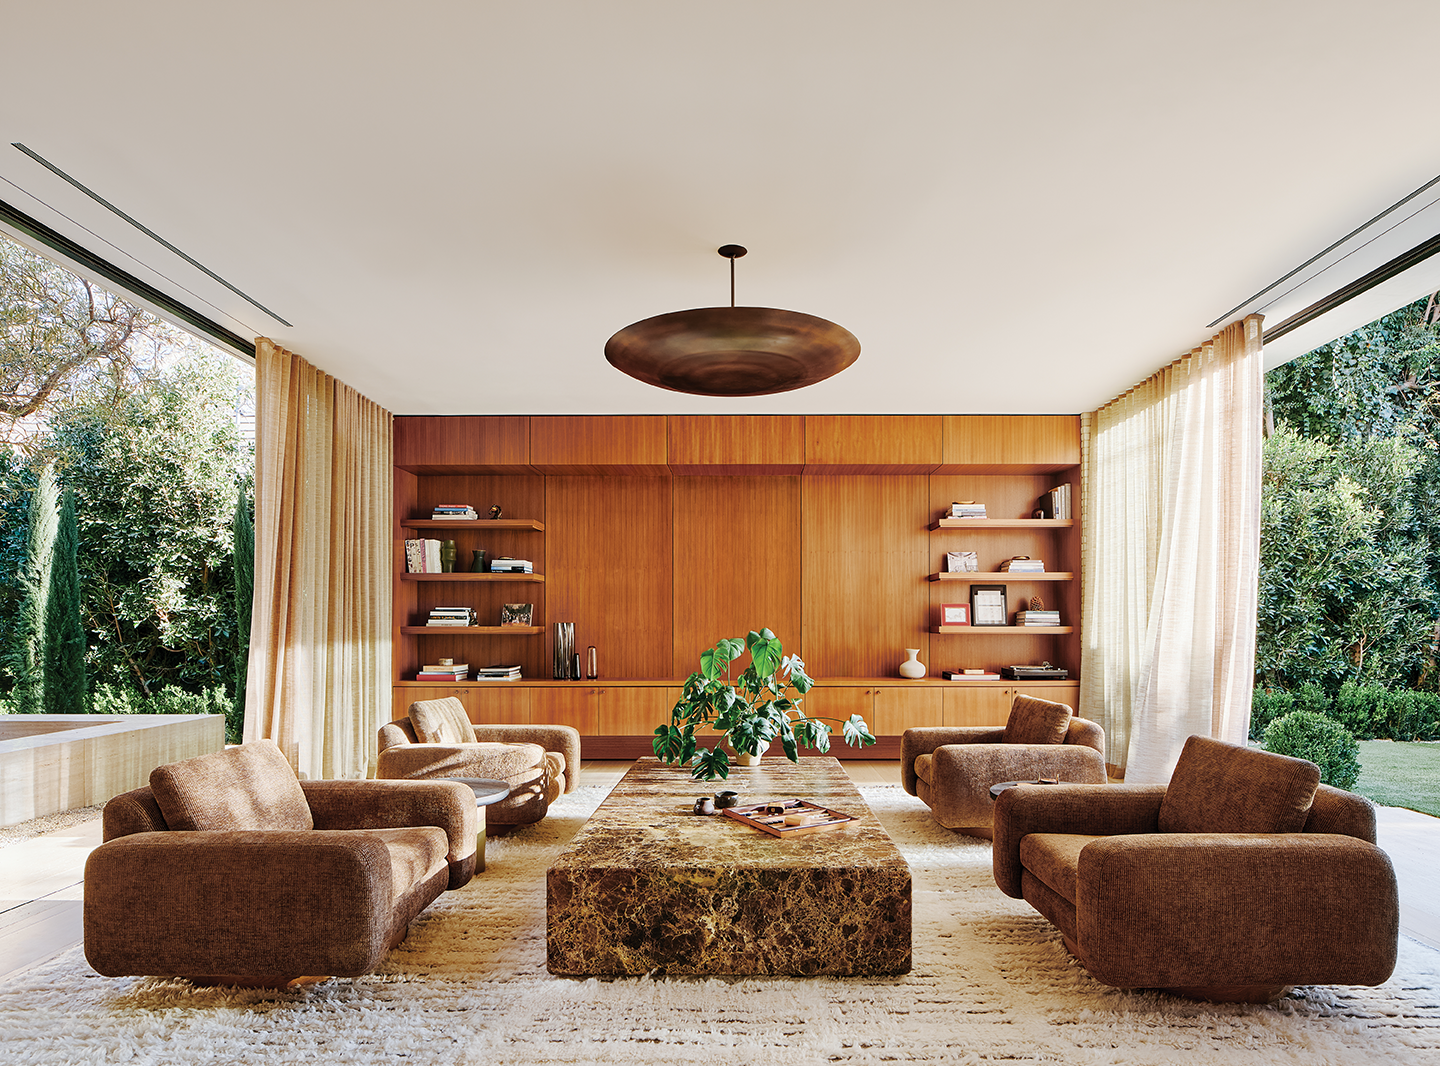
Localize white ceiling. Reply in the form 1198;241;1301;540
4;1;1440;415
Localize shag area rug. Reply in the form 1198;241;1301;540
4;784;1440;1065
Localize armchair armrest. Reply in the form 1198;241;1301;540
1075;833;1399;989
302;779;476;887
901;727;1005;795
473;724;581;792
85;830;404;979
992;783;1165;897
924;744;1107;829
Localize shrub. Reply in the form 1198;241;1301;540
1250;688;1294;741
90;683;239;742
1263;710;1361;790
1332;682;1383;739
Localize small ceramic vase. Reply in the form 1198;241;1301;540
471;549;488;573
439;540;457;573
899;648;925;679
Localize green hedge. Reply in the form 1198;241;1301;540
1263;710;1362;790
93;683;240;743
1252;683;1440;743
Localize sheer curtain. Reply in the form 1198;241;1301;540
244;339;393;780
1079;315;1264;781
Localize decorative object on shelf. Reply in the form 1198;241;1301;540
489;504;503;519
587;645;597;680
500;603;534;627
471;549;488;573
604;245;860;397
898;648;926;679
970;584;1007;626
553;622;575;678
1001;663;1070;680
1029;595;1046;611
439;540;457;573
572;652;581;680
654;628;876;781
946;550;978;572
940;603;970;626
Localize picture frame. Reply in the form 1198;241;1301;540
945;550;978;572
940;603;970;626
969;584;1007;627
500;602;534;627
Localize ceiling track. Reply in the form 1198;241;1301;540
0;196;256;359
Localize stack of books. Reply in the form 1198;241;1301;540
426;607;476;626
942;669;1001;681
475;664;522;681
1015;610;1061;627
999;557;1045;573
416;662;469;681
404;539;444;572
949;501;988;519
489;557;534;574
431;503;478;520
1038;484;1072;519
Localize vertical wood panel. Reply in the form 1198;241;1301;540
470;685;533;725
599;687;681;734
546;477;673;678
667;415;805;474
804;415;942;473
802;476;929;678
530;687;600;732
672;477;802;674
943;687;1014;726
940;415;1080;472
530;416;668;474
870;687;945;734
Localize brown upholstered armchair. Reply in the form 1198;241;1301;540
902;695;1107;835
85;740;476;986
377;697;581;828
992;735;1399;1002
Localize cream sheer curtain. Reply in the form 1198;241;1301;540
1078;315;1264;781
244;339;392;780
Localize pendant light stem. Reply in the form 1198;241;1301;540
730;256;736;307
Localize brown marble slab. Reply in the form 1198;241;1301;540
547;756;911;976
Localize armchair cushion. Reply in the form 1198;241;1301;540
149;739;313;832
1158;734;1320;835
409;697;477;744
1001;695;1072;745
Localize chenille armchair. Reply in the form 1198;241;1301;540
377;696;581;828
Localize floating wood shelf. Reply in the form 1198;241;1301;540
401;518;545;531
931;625;1074;634
400;572;544;583
930;518;1074;530
400;626;543;635
929;571;1072;582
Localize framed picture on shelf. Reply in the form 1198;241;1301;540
499;603;534;627
941;603;970;626
946;550;978;572
969;584;1007;627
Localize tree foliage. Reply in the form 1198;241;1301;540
42;485;88;712
1260;296;1440;692
9;463;59;712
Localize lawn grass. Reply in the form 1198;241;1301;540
1354;741;1440;817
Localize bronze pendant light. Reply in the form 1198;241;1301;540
605;245;860;397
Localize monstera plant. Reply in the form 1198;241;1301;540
653;628;876;780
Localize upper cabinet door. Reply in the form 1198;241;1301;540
667;415;805;475
529;416;669;475
393;416;531;472
938;415;1080;473
803;415;942;473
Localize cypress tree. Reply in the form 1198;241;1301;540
232;485;254;741
14;465;58;714
43;485;88;713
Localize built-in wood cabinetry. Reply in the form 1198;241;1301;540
393;413;1082;757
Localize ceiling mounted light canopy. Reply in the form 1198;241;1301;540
605;245;860;396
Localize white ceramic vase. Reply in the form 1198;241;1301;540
899;648;926;679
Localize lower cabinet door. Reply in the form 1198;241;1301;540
943;686;1013;727
530;686;601;733
801;687;876;741
869;686;944;735
470;684;532;725
1012;683;1081;711
599;687;681;735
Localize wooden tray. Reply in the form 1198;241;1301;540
722;799;858;837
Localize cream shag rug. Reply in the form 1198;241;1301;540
4;784;1440;1065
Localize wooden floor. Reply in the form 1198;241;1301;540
2;759;1436;985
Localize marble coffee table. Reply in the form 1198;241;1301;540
546;756;911;976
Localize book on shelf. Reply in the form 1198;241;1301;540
999;557;1045;572
475;664;522;681
431;504;478;519
942;670;1001;681
1015;610;1061;626
416;670;468;680
422;663;469;673
949;501;987;519
426;606;476;626
404;538;448;573
489;558;533;573
1037;483;1072;520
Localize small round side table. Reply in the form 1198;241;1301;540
443;778;511;871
